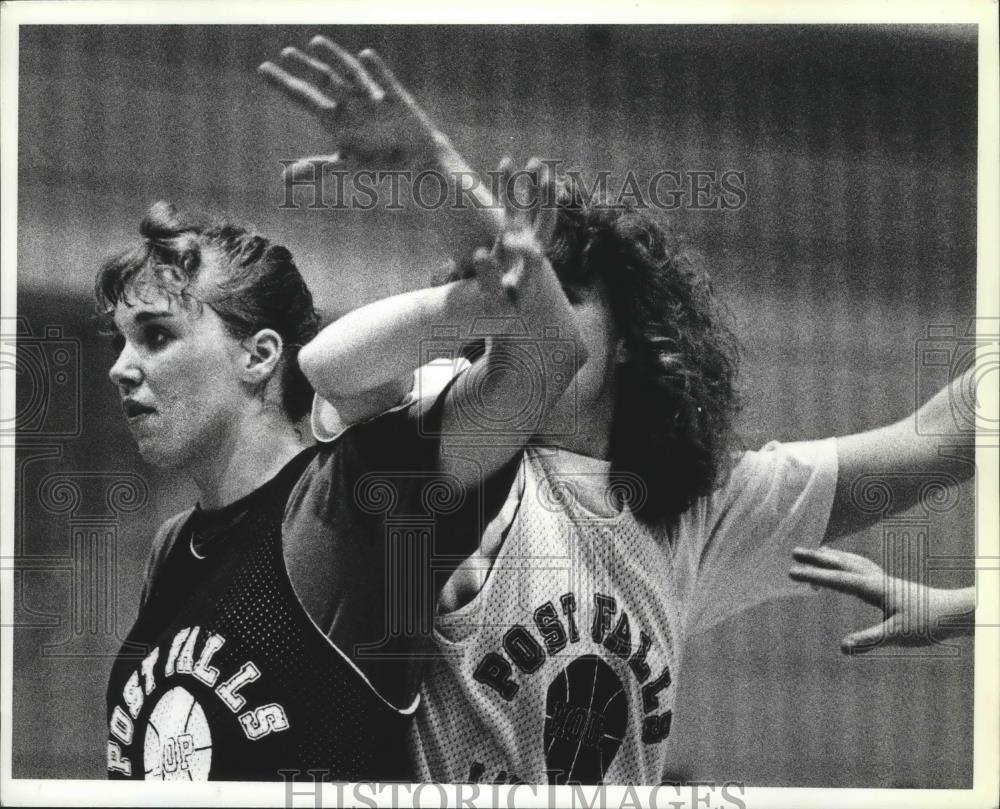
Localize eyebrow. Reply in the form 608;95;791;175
133;310;175;324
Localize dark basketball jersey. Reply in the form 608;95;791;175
105;447;412;782
106;392;514;782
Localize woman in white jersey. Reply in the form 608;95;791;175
303;179;974;787
268;47;976;787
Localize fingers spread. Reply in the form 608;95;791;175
791;546;870;572
281;154;352;183
258;62;337;114
357;49;410;104
842;620;892;654
500;256;527;303
309;36;384;101
472;246;502;297
279;47;349;92
788;565;872;598
356;48;440;135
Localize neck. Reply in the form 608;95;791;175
536;387;615;461
188;409;308;510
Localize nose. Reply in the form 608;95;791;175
109;342;142;390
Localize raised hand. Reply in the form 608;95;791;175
789;546;975;653
469;156;560;305
259;36;504;261
258;36;445;171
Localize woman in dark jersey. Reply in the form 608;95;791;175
99;38;582;781
100;186;577;781
98;201;420;781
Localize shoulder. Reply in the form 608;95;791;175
283;413;423;531
139;508;194;609
714;437;838;500
673;437;838;547
149;509;195;566
673;438;838;534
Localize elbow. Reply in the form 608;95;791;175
296;340;324;393
296;339;362;402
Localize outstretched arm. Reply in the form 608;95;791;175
298;153;566;397
301;160;584;489
439;177;583;487
824;369;976;541
789;546;975;653
299;278;486;406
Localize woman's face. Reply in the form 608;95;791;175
541;277;622;436
108;280;249;469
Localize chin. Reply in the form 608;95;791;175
135;439;193;471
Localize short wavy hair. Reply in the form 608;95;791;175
547;179;742;524
95;201;320;422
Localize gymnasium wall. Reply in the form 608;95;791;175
13;25;977;784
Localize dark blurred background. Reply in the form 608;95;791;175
14;25;976;784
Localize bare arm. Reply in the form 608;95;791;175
298;279;487;404
261;41;583;485
824;369;976;542
437;223;584;488
301;159;584;488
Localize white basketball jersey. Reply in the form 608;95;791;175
410;439;838;786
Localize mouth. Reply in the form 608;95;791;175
122;400;156;421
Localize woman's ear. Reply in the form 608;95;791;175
241;329;284;385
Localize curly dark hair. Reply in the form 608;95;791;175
547;179;742;524
95;201;320;422
444;177;742;524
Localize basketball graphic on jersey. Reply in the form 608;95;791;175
543;655;627;785
143;686;212;780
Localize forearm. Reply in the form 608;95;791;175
465;235;584;423
851;372;974;476
414;137;505;265
826;372;976;540
299;279;489;402
439;246;586;484
911;368;976;454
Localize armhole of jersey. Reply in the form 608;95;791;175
291;600;421;716
279;462;420;716
432;460;527;644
